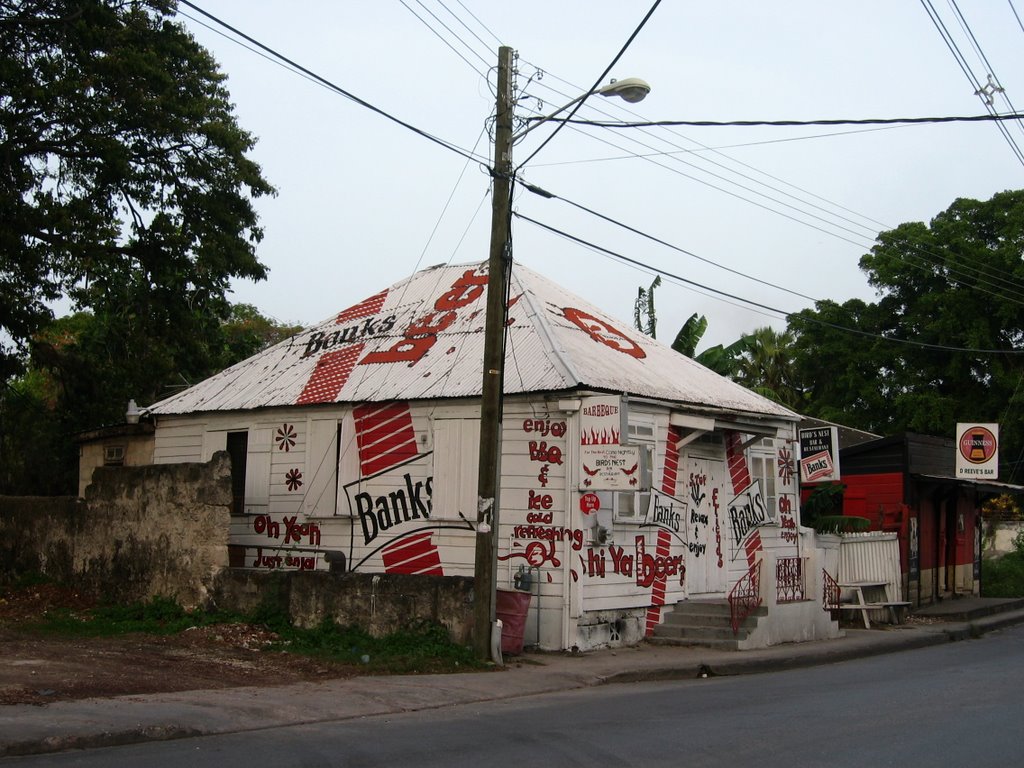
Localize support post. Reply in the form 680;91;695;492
473;45;514;661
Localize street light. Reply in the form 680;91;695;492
472;46;650;661
514;77;652;140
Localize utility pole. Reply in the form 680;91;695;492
473;45;514;661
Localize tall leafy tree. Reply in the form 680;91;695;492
734;326;801;409
670;311;752;379
0;0;274;381
1;303;298;494
790;190;1024;476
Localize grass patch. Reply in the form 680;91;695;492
30;595;231;637
269;618;484;674
982;552;1024;598
27;594;485;674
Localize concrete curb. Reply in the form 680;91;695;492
4;610;1024;758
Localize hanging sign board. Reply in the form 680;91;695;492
579;395;626;446
580;444;643;491
798;426;840;483
956;423;999;479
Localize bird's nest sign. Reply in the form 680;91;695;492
578;394;644;491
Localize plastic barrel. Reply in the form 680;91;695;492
495;589;532;655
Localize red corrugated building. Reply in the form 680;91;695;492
812;433;982;607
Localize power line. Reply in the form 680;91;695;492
398;0;491;75
180;2;1024;312
517;180;820;305
530;124;915;162
948;0;1024;144
514;0;663;171
535;112;1024;128
177;0;487;167
919;0;1024;167
514;212;1024;356
516;73;1024;304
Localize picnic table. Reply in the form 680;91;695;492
837;580;911;629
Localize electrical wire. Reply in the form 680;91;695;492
530;124;915;164
1011;0;1024;36
514;212;1024;356
179;2;1024;317
920;0;1024;167
535;112;1024;128
436;0;501;55
399;0;491;75
177;0;487;167
517;180;819;305
516;74;1024;304
514;0;663;171
948;0;1024;144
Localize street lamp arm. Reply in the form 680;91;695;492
513;77;651;141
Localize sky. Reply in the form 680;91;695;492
176;0;1024;351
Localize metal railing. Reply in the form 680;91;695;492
728;560;762;635
822;569;840;613
776;556;806;603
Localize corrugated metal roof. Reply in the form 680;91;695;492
149;261;796;420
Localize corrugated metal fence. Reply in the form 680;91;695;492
838;532;903;623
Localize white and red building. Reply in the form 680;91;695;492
148;262;841;650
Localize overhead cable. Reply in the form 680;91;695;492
178;0;486;167
514;212;1024;356
532;112;1024;128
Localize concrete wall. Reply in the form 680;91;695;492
1;454;476;641
984;521;1024;558
0;453;232;608
211;570;475;644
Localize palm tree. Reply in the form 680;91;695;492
671;313;748;378
733;326;801;408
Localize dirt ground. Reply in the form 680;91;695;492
0;584;360;706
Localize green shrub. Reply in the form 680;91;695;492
982;534;1024;597
813;515;871;535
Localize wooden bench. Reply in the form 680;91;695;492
838;581;909;629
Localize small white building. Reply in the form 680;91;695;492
148;262;840;651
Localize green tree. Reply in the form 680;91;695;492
734;326;801;409
0;0;274;378
670;312;749;377
633;276;661;338
790;190;1024;475
220;304;303;367
1;303;299;494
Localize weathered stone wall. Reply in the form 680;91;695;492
1;453;475;640
211;569;475;644
0;453;232;608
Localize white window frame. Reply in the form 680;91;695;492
748;437;778;523
599;418;656;524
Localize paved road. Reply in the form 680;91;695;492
10;623;1023;767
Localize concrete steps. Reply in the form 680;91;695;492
649;599;767;651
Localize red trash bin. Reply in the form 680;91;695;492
495;589;532;655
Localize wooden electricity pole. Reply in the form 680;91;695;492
473;45;514;661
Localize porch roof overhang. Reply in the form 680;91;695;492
916;474;1024;496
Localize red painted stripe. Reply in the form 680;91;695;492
745;531;762;567
336;290;388;324
725;430;752;493
296;345;363;405
646;428;683;635
382;532;443;575
353;402;419;476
